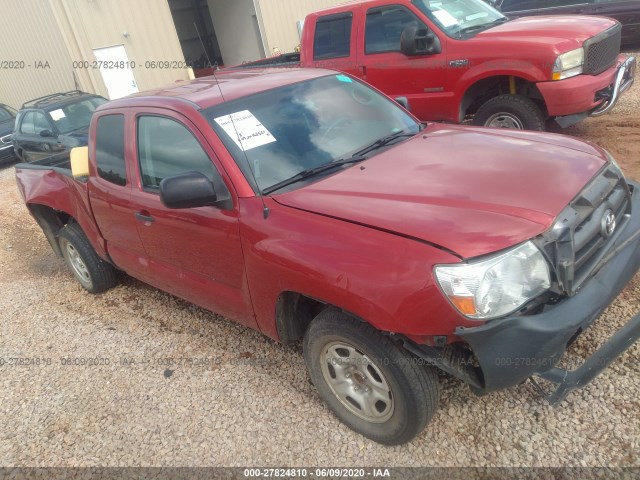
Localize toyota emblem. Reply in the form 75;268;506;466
601;210;616;237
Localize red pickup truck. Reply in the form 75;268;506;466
15;68;640;445
239;0;636;130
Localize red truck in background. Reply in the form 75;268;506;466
14;68;640;445
237;0;636;130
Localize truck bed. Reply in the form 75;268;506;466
14;152;72;177
230;52;301;69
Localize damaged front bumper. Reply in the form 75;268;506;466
455;180;640;404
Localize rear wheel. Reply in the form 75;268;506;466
58;223;117;293
303;309;440;445
473;94;545;131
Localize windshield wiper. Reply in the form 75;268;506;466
351;131;416;158
457;17;508;36
262;156;368;195
262;131;417;195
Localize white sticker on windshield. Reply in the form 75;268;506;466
214;110;276;151
433;10;459;27
50;109;66;121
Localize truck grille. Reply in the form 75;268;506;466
537;163;632;296
584;24;622;76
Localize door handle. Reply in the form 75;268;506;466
135;211;155;223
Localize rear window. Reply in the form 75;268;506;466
314;13;353;60
96;114;126;186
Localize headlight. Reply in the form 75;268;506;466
434;241;551;320
552;47;584;80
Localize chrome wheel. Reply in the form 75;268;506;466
484;112;524;129
63;240;91;287
320;341;394;423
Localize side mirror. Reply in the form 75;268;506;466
395;97;411;111
39;129;55;138
401;26;441;56
160;171;217;209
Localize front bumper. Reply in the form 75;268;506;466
537;54;636;122
456;180;640;403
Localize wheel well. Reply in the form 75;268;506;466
28;204;73;257
275;292;327;345
460;76;547;121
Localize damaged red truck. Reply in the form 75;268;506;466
240;0;637;130
15;68;640;445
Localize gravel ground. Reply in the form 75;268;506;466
1;59;639;468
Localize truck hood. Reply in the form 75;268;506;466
476;16;617;51
274;125;606;259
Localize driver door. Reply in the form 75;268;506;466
128;109;256;328
356;4;449;121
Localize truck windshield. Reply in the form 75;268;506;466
204;75;420;194
412;0;506;38
46;97;108;134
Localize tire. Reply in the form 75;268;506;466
58;223;118;294
473;94;545;131
303;309;440;445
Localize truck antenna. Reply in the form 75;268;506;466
194;22;270;219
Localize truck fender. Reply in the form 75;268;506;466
16;168;109;261
456;67;547;122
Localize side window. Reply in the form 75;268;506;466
314;14;353;60
96;114;127;187
366;6;426;54
137;115;226;195
33;112;52;134
499;0;547;11
20;112;36;134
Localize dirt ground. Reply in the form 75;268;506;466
561;114;640;182
0;61;639;468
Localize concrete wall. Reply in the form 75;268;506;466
207;0;265;67
50;0;190;99
0;0;76;109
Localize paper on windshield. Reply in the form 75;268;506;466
214;110;276;151
50;109;66;121
433;10;458;27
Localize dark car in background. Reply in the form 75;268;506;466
12;91;107;163
0;104;18;165
486;0;640;46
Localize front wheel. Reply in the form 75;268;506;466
303;309;440;445
58;223;118;293
473;94;545;131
